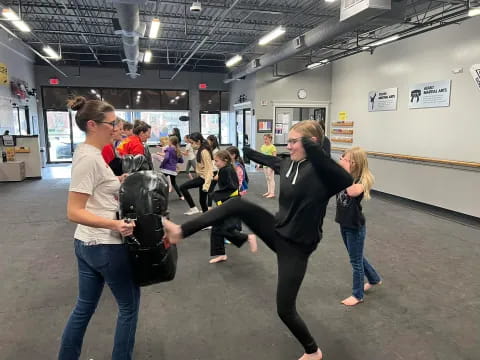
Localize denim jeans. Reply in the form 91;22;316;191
58;240;140;360
340;226;381;300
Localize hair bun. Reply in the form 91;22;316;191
68;96;87;111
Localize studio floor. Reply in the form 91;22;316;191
0;165;479;360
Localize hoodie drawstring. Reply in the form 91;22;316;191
285;159;306;185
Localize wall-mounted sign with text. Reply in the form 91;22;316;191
409;80;451;109
368;87;398;112
0;63;8;86
470;64;480;91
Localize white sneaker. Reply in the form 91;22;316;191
184;207;200;215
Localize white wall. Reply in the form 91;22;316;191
0;30;38;133
330;17;480;217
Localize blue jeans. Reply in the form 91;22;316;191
340;226;381;300
58;240;140;360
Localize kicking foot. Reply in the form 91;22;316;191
341;296;363;306
209;255;227;263
364;280;382;292
298;348;322;360
247;234;258;253
184;207;200;215
162;218;183;245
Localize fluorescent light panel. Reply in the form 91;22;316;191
370;35;400;47
144;49;152;63
226;54;242;67
307;59;329;70
468;7;480;17
43;46;61;60
2;8;31;32
149;18;161;39
2;8;19;21
258;26;286;46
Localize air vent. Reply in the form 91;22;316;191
340;0;391;22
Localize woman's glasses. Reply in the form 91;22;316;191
97;120;119;128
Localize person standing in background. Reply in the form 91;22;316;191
117;120;151;157
259;134;277;198
182;135;196;180
206;134;220;209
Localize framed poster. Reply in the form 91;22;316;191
409;80;451;109
368;88;398;112
257;119;273;133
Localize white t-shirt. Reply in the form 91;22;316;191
185;143;196;161
69;143;122;244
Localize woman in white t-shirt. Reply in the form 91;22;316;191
182;134;197;179
58;96;139;360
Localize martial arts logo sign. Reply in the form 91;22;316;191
470;64;480;92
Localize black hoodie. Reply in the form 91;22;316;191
244;138;352;253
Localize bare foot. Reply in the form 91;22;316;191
162;218;183;244
364;280;382;292
209;255;227;263
262;192;270;197
341;296;363;306
265;193;275;199
298;348;322;360
247;234;258;253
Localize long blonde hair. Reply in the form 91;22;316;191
343;147;374;200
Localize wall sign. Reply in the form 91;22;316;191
368;87;398;112
409;80;451;109
257;119;273;133
0;63;8;86
470;64;480;91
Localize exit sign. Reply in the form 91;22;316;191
199;83;208;89
49;78;59;85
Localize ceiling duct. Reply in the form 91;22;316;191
340;0;391;23
112;0;147;78
225;0;409;83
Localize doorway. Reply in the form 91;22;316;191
44;110;85;163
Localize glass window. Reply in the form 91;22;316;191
200;113;220;139
102;88;132;109
69;87;101;101
220;111;234;145
160;90;189;110
137;111;190;144
12;108;20;134
133;89;161;109
42;87;70;110
199;91;220;111
18;108;28;135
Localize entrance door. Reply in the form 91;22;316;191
45;111;85;163
235;110;244;150
200;111;221;139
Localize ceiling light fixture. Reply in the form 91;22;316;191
369;35;400;47
144;49;152;63
43;46;61;60
90;89;96;94
149;18;161;39
226;54;242;67
325;0;336;3
137;91;142;95
361;46;370;50
468;7;480;16
258;26;286;46
307;59;329;70
2;8;31;32
181;91;187;96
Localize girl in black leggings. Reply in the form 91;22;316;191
164;121;352;360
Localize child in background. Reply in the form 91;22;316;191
259;134;276;198
160;136;184;200
226;146;248;196
208;150;257;263
207;135;220;209
336;147;382;306
182;135;196;180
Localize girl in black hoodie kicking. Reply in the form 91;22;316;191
163;120;352;360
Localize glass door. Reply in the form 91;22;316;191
235;110;244;150
200;112;220;139
45;111;73;162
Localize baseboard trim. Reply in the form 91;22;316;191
371;190;480;228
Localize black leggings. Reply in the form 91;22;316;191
166;174;182;198
210;216;247;256
181;197;318;354
180;177;208;212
